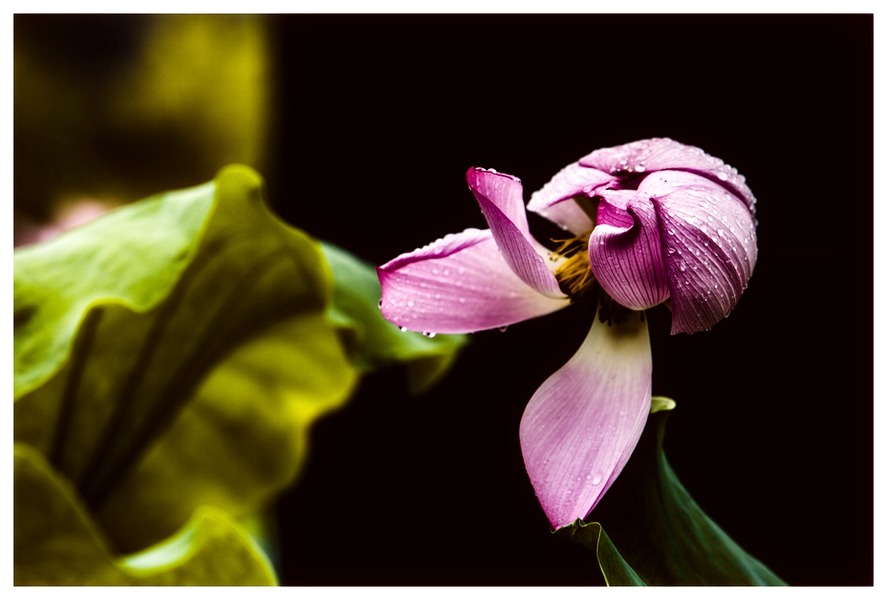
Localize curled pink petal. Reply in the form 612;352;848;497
579;137;757;214
588;190;670;310
520;310;652;530
467;168;565;299
378;228;570;334
527;162;616;234
642;172;758;334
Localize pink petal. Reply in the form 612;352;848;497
526;162;616;235
641;172;758;334
378;228;570;334
579;137;757;214
520;310;652;530
467;168;565;298
587;189;670;310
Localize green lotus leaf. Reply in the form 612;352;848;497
564;522;645;586
13;165;358;553
320;241;467;393
14;444;277;586
96;312;356;552
560;397;786;586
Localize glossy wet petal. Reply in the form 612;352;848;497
588;190;670;310
467;168;565;298
520;310;652;530
579;138;757;213
643;173;757;334
377;228;570;334
527;162;616;235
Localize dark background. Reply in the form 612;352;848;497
266;14;874;586
14;13;873;586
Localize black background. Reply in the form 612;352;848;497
13;13;873;586
266;14;873;586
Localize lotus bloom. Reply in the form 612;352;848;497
377;138;757;529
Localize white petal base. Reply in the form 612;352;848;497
519;309;652;529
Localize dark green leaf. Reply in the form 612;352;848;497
320;241;468;393
560;397;786;586
565;522;646;586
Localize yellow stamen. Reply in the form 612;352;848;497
551;233;595;297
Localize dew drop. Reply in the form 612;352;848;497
634;163;646;173
498;325;509;333
591;475;602;486
399;326;408;332
377;299;383;309
423;331;436;338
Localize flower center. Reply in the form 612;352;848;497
550;194;598;298
552;233;595;297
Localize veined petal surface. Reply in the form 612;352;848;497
588;190;670;310
642;172;757;334
579;138;757;213
527;162;615;235
467;168;565;298
520;310;652;530
378;228;570;335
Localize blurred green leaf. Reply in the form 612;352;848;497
321;241;468;393
14;165;358;554
14;15;272;219
96;312;356;551
14;444;277;585
560;397;785;586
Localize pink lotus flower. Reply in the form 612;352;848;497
377;138;757;529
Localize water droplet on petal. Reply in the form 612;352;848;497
591;475;602;486
377;299;383;309
423;331;436;338
399;326;408;332
498;325;509;333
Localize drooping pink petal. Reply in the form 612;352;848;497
520;310;652;530
467;168;565;299
579;138;757;214
587;189;670;310
641;171;758;334
378;228;571;334
526;162;616;235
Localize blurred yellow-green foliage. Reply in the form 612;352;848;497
15;14;273;238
